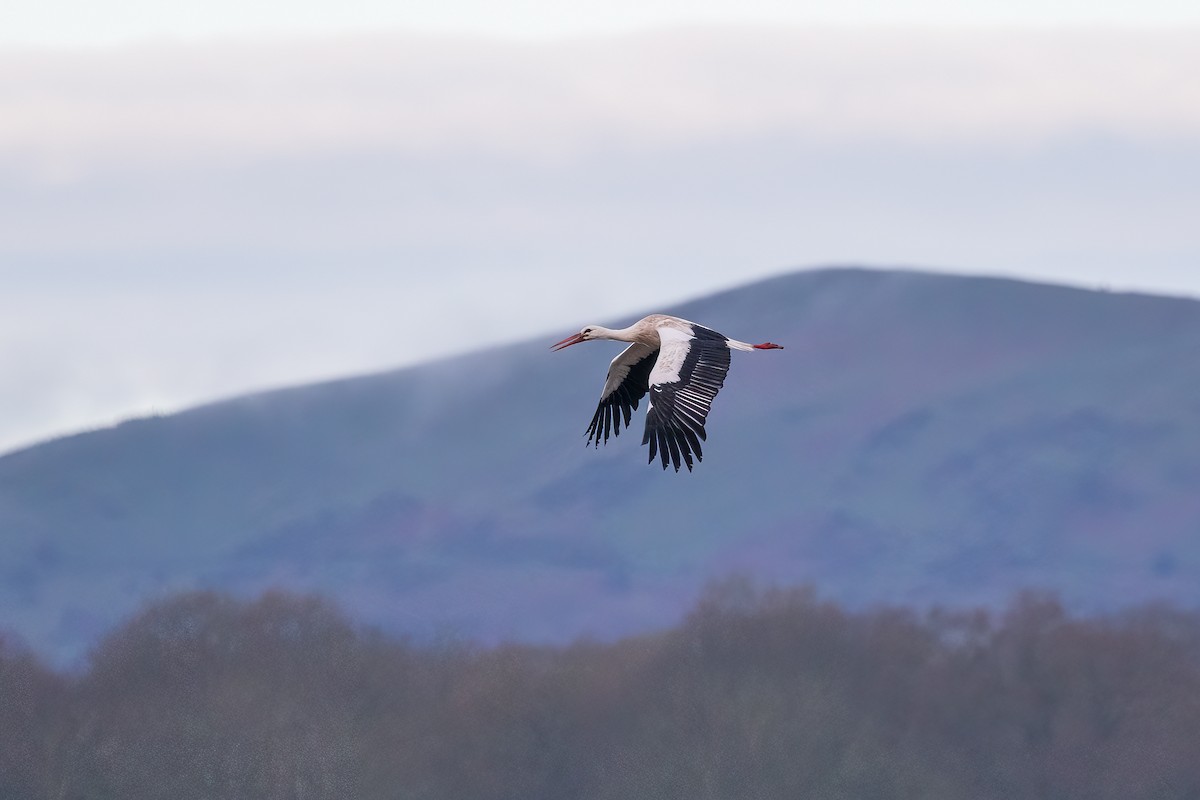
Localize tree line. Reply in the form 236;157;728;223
3;580;1200;799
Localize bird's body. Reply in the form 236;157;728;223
552;314;783;472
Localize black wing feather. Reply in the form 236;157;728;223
586;345;659;447
642;325;732;472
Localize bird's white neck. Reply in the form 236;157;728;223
591;324;641;343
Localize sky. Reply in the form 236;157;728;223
2;1;1199;454
6;0;1200;45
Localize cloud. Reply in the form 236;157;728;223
2;27;1198;181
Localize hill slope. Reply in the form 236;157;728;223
3;268;1200;662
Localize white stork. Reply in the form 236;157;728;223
552;314;783;472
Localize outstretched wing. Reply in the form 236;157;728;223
642;325;731;472
586;342;659;447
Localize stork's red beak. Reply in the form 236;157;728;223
551;332;586;351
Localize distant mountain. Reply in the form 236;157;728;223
4;268;1200;664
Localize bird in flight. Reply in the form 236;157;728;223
552;314;783;472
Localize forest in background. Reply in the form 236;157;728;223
4;581;1200;800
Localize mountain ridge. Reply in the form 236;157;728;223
4;266;1200;663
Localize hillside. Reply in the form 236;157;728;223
3;267;1200;663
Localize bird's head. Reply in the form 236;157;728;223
551;325;600;351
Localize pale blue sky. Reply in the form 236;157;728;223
1;13;1198;454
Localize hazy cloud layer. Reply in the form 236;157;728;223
3;28;1199;179
2;27;1199;452
10;0;1200;46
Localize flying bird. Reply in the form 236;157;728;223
552;314;783;472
